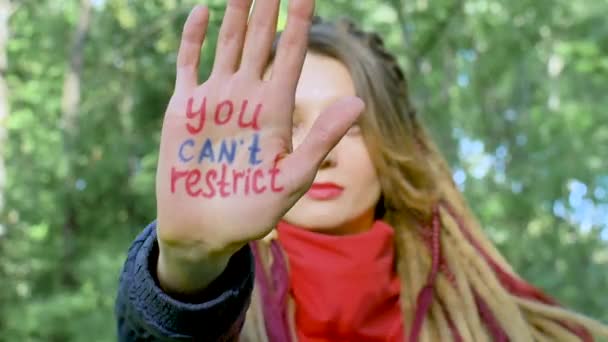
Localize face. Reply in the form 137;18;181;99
280;52;382;235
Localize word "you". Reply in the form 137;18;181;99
186;97;262;135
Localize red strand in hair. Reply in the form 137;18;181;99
250;242;293;342
417;208;464;342
409;204;442;342
439;263;456;285
474;291;509;341
439;200;594;342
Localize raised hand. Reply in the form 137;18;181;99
155;0;364;292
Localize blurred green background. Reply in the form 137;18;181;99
0;0;606;341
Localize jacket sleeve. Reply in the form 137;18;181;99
115;221;254;341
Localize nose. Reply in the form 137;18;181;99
318;146;337;169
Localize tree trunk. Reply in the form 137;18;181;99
60;0;92;288
0;0;10;235
0;0;10;334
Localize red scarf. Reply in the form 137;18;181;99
277;220;404;342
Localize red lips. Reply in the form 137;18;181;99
306;182;344;200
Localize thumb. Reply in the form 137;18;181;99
280;96;365;193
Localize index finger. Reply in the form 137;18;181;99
270;0;315;94
175;5;210;90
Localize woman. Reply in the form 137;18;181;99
115;0;608;341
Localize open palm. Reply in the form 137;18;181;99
156;0;364;257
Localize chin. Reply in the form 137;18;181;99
283;199;379;236
283;202;349;231
284;214;348;231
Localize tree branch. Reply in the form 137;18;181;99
388;0;412;56
412;0;463;65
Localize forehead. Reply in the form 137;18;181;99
295;53;357;103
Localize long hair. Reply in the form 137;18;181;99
241;17;608;341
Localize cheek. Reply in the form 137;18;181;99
357;167;382;215
359;167;381;202
348;141;381;194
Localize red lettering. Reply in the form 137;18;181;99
238;100;261;130
171;166;284;198
186;97;207;135
252;169;266;194
244;168;252;195
202;169;217;198
232;169;245;194
214;100;234;126
218;164;231;197
268;166;284;192
171;167;189;193
186;169;202;197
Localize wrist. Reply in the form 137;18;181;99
156;239;234;296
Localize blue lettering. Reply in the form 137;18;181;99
248;133;262;165
218;139;238;165
198;138;215;163
178;139;195;163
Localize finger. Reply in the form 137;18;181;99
211;0;253;76
176;5;210;90
280;96;365;193
270;0;314;92
239;0;280;78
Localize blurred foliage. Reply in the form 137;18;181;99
0;0;606;341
